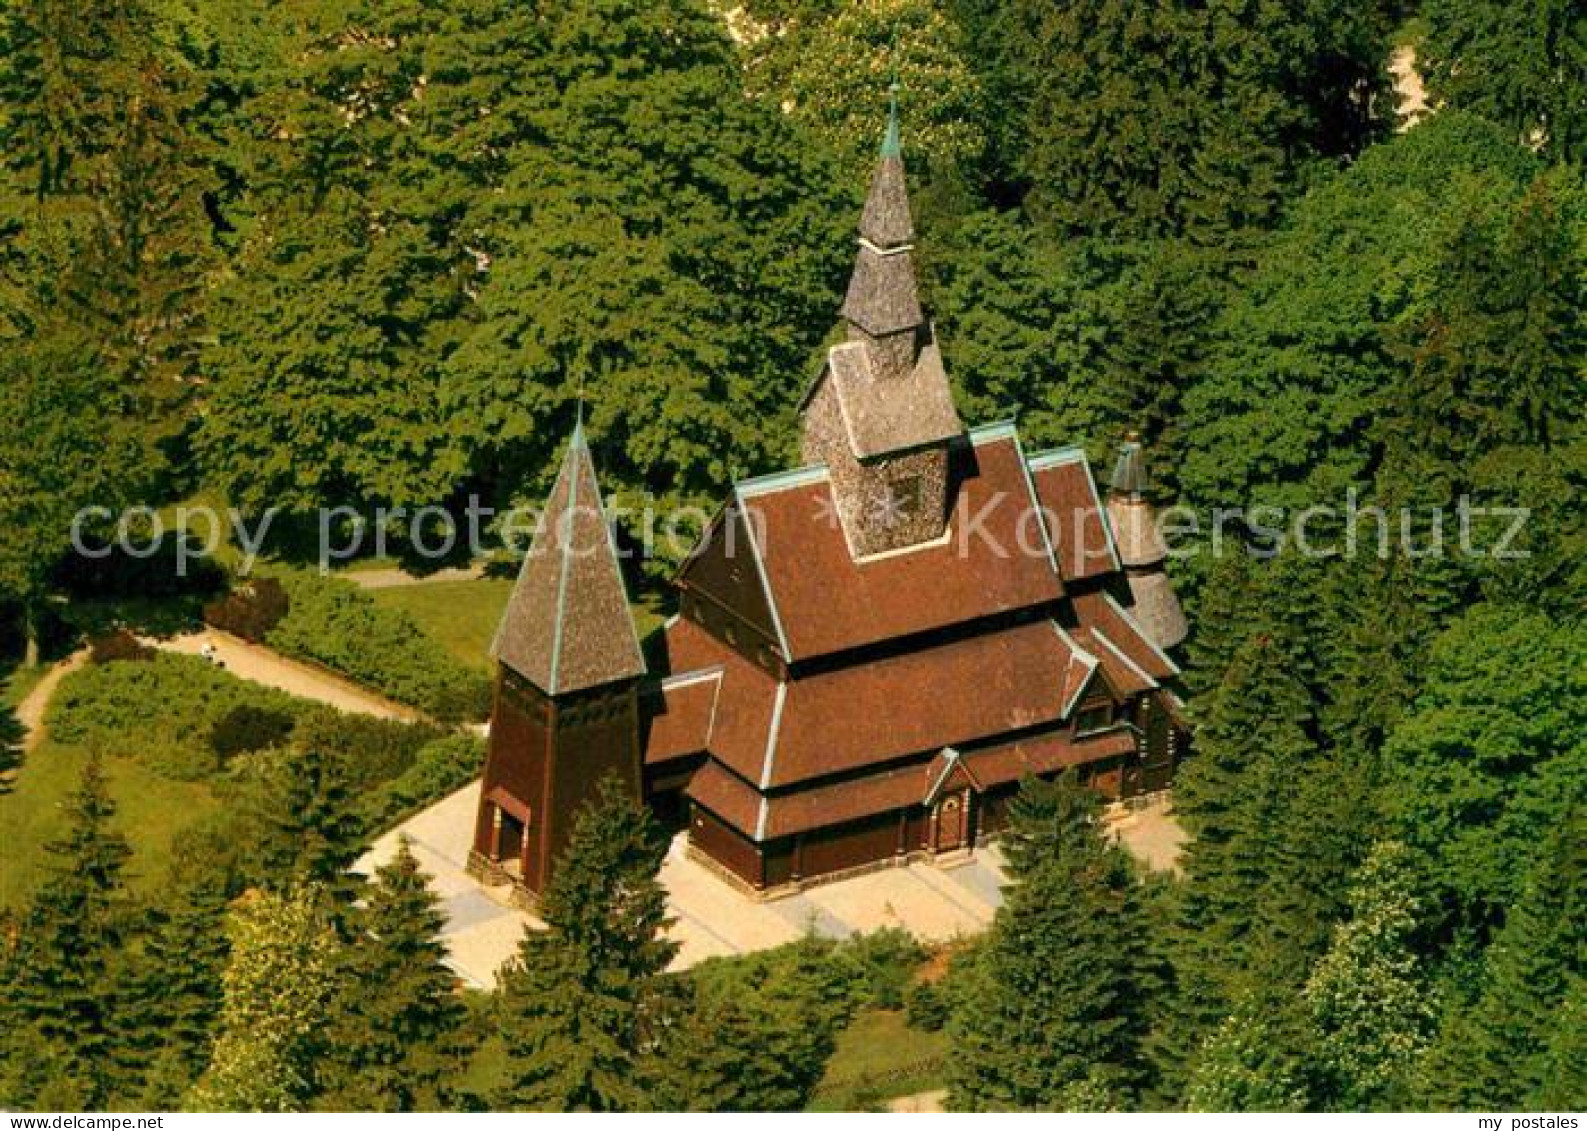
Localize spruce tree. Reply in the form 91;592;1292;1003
1426;809;1587;1108
494;775;678;1111
245;744;366;903
125;876;232;1108
946;773;1151;1110
0;756;136;1108
317;839;466;1111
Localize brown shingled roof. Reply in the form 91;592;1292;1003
823;337;962;460
859;154;914;249
491;421;646;694
689;725;1140;842
1070;590;1179;687
739;428;1063;661
1028;448;1120;580
643;670;720;767
841;245;924;337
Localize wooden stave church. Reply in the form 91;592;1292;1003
470;112;1190;902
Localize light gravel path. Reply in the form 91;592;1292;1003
343;564;488;590
150;629;423;721
1391;44;1431;130
13;650;90;755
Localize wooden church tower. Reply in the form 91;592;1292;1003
798;93;963;558
468;418;646;902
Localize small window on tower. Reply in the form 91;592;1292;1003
887;475;922;518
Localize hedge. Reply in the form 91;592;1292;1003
359;733;486;831
46;652;308;780
262;570;492;723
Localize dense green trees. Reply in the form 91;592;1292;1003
1422;0;1587;163
318;840;466;1110
946;774;1152;1110
494;775;677;1110
190;886;342;1111
953;0;1395;241
0;759;137;1107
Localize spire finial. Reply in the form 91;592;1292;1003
571;355;588;447
880;81;901;159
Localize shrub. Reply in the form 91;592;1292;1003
264;570;491;723
360;733;487;831
290;707;445;792
88;630;155;665
46;652;307;780
838;928;927;1010
209;704;298;759
904;982;948;1032
203;577;289;642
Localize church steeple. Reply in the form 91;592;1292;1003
800;95;963;559
491;418;645;695
842;89;925;375
473;417;647;902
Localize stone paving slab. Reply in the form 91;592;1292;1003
356;780;1186;990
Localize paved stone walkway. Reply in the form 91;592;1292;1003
358;781;1185;990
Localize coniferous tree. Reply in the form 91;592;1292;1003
189;885;343;1112
1422;0;1586;163
494;775;677;1111
124;876;231;1108
0;757;136;1108
317;839;466;1111
661;936;856;1112
947;773;1152;1110
245;744;366;903
1425;810;1587;1108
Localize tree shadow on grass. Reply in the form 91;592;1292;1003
0;701;22;796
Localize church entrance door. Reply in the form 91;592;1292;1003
934;791;971;853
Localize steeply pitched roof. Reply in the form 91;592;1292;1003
491;421;646;694
824;338;961;459
859;155;913;249
1027;447;1121;580
726;427;1063;661
840;244;924;336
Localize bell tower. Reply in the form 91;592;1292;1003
799;92;963;559
469;417;647;902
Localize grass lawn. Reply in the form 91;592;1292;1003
2;663;47;712
369;579;515;673
371;580;672;674
0;741;220;911
807;1009;951;1112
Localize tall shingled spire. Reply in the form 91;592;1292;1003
842;89;926;371
799;91;963;559
491;421;646;694
1104;433;1188;650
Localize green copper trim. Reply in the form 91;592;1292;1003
880;81;902;159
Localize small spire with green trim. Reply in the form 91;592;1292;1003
880;81;902;159
856;81;913;251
